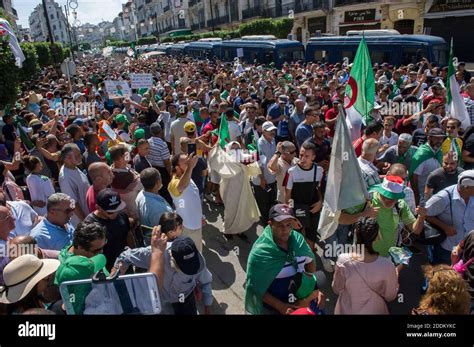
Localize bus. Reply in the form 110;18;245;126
168;42;190;57
185;38;222;60
220;36;305;67
305;30;448;66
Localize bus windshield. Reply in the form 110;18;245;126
433;45;448;66
278;47;305;63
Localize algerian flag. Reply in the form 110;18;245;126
318;111;369;241
0;19;25;67
218;114;231;149
345;37;375;132
446;38;470;130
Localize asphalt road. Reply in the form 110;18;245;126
199;200;426;315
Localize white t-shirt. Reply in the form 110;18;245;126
26;174;55;216
170;117;191;155
270;157;298;203
285;164;323;190
414;157;441;200
169;177;202;230
8;201;38;238
379;131;399;148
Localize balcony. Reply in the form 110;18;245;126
163;5;170;12
334;0;376;7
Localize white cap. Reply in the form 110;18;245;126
262;121;277;132
458;170;474;187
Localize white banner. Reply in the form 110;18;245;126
130;73;153;89
104;80;132;99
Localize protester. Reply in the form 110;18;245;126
332;217;399;314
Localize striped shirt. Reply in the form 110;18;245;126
147;136;170;168
358;157;381;189
465;97;474;126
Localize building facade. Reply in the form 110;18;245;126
28;0;69;43
0;0;18;28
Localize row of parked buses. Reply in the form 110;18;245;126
113;30;449;68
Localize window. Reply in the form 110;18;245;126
278;47;305;63
53;24;57;30
341;50;355;62
402;46;427;65
50;13;54;19
371;50;391;64
433;46;447;66
313;50;329;62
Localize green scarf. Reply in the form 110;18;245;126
244;225;315;315
408;143;442;178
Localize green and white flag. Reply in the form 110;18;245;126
318;110;369;241
345;37;375;128
446;38;470;130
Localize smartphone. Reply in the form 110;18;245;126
187;143;196;155
39;130;47;138
59;273;161;315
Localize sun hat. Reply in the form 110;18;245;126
0;254;60;304
369;175;405;200
28;91;43;104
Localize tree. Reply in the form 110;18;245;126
0;44;20;109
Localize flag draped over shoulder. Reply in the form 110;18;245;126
408;144;442;178
317;111;369;241
218;115;231;149
446;38;470;130
345;37;375;128
245;226;315;314
0;19;25;68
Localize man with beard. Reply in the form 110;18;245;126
339;176;426;257
409;128;445;205
378;133;418;171
424;152;464;200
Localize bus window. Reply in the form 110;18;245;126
263;49;274;64
433;46;447;66
371;50;391;64
222;48;234;61
341;50;355;62
245;49;259;63
278;47;304;64
313;50;328;62
402;46;427;65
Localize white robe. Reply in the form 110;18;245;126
208;147;260;235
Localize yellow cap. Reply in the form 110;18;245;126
184;121;196;133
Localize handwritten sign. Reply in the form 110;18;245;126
104;80;131;99
237;48;244;58
130;73;153;89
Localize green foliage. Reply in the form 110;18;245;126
137;36;158;45
33;42;53;67
19;42;40;81
129;18;294;44
0;44;20;109
239;18;293;38
79;42;92;51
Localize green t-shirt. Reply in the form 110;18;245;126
342;192;416;257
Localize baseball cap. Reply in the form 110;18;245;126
288;270;327;300
262;121;277;132
115;114;127;124
184;121;196;133
171;236;205;275
55;254;107;285
458;170;474;187
428;128;445;137
73;118;86;126
269;204;295;222
96;189;126;213
134;128;145;139
278;95;289;103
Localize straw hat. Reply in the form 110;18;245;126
28;91;43;104
0;254;60;304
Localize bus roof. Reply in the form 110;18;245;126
221;39;303;48
308;34;446;45
187;41;222;49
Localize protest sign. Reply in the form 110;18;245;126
104;80;131;99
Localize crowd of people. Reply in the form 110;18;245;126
0;51;473;315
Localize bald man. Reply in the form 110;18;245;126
85;162;115;213
8;235;59;260
289;99;306;142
